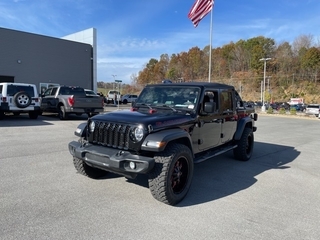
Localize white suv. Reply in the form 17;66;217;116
0;82;40;120
121;94;138;104
305;104;320;118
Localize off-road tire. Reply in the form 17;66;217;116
73;157;107;179
58;105;68;120
148;143;194;206
29;111;38;119
13;91;31;108
0;111;4;120
233;127;254;161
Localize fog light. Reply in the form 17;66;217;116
129;161;136;169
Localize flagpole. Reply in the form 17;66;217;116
208;3;213;83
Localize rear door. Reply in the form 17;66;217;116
7;84;37;109
220;90;237;143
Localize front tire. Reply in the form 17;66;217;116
148;143;194;206
73;157;107;179
233;127;254;161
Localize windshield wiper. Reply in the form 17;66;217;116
133;103;158;113
156;104;178;112
134;103;152;109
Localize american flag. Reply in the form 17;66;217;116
188;0;214;27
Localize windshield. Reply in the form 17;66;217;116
135;86;200;110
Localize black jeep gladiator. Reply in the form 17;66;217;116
68;82;258;205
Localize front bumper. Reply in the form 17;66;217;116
68;141;155;178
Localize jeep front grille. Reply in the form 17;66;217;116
90;121;131;149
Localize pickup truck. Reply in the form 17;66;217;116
40;86;104;120
68;82;258;205
106;90;121;104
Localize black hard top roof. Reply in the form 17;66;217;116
146;81;235;90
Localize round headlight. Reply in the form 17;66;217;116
134;125;144;142
89;121;95;133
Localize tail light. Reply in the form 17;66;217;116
68;95;75;106
1;97;7;102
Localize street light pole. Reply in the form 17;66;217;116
115;79;122;110
112;75;117;91
259;58;271;111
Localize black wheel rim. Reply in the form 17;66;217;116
170;157;189;194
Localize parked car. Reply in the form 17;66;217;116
105;90;121;104
121;94;138;104
0;82;40;119
290;104;304;112
40;86;104;120
305;104;320;117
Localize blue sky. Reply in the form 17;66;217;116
1;0;320;84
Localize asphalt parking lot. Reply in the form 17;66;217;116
1;112;319;240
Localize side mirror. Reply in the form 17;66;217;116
204;102;215;113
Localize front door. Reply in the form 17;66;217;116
198;90;221;151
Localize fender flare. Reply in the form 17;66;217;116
74;122;87;137
234;117;253;140
141;128;193;154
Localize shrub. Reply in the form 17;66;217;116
267;106;273;114
279;107;286;114
290;107;297;115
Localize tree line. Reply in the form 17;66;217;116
133;34;320;103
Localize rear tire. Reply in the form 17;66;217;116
148;143;194;206
73;157;107;179
0;111;4;120
233;128;254;161
58;105;68;120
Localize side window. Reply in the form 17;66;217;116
203;90;219;111
51;87;57;96
234;91;244;108
43;88;52;96
220;91;233;111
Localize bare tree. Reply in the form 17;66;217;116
292;34;314;56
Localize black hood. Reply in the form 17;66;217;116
92;109;195;131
